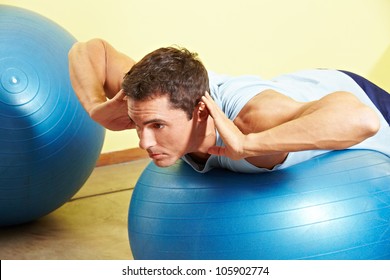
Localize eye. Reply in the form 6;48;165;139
153;123;165;129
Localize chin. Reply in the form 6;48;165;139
152;157;178;168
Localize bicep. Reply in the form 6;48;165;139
234;90;306;134
69;39;135;99
68;39;111;100
102;40;136;98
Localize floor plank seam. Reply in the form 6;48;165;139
70;187;135;202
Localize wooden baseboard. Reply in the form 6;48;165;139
96;147;148;167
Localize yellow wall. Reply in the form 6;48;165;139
370;45;390;92
2;0;390;152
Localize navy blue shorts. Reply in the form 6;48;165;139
339;70;390;125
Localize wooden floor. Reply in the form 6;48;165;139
0;158;151;260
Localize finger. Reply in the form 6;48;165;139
201;92;215;109
113;89;126;101
200;93;212;110
201;92;224;120
125;121;136;130
208;146;226;157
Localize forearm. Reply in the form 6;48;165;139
244;119;353;156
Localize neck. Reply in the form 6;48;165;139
187;116;216;163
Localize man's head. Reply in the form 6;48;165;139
122;46;209;120
122;47;212;167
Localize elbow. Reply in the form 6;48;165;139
68;41;84;59
357;106;380;139
68;39;105;58
68;42;84;70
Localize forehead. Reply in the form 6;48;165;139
127;95;186;123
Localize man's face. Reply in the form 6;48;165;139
127;95;195;167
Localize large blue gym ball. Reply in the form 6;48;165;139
128;150;390;260
0;5;105;226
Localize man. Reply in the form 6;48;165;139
68;38;390;173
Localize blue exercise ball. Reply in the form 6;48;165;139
128;150;390;259
0;5;105;226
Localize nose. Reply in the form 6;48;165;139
138;128;157;151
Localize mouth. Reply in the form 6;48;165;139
148;152;177;167
149;153;165;160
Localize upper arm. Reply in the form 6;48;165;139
234;89;305;134
68;39;135;103
100;40;136;98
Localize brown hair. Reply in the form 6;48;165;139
122;46;209;119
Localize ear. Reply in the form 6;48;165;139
194;101;209;122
